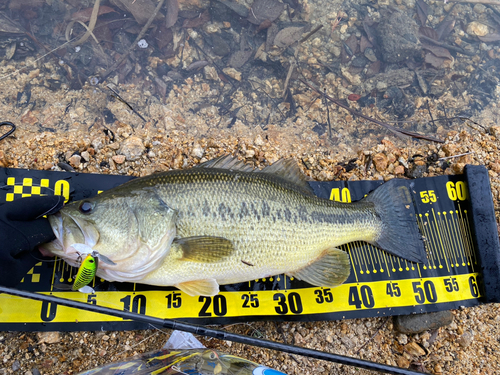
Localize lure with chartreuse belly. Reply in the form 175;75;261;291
73;252;98;292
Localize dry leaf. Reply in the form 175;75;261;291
422;43;452;59
419;26;438;41
436;19;455;41
416;0;429;26
165;0;179;28
273;26;304;48
424;52;447;68
248;0;284;25
478;33;500;42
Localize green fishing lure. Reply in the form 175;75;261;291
73;252;98;291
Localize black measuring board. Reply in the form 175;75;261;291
0;166;497;331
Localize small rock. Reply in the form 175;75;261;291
490;162;500;173
43;162;53;170
245;149;255;158
68;154;81;168
377;11;421;63
434;363;443;373
467;21;488;37
102;335;110;341
394;311;454;334
364;47;377;62
112;155;126;164
12;361;20;372
451;162;465;174
37;331;61;344
394;165;405;175
397;333;408;345
457;330;474;348
490;125;500;139
81;151;90;162
99;349;107;356
31;369;40;375
406;163;426;179
222;67;241;81
28;69;40;79
254;134;265;146
191;142;204;158
119;136;145;161
396;356;410;368
372;153;388;172
405;342;426;356
0;150;8;168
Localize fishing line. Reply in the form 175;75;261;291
0;286;425;375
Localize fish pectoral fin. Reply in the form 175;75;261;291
175;279;220;296
287;248;350;287
174;236;235;263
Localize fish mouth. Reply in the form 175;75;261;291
41;211;100;266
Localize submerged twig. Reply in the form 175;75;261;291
419;35;475;56
439;151;474;161
299;79;445;143
107;85;147;123
101;0;165;81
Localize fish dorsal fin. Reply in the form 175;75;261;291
175;279;220;296
261;159;315;195
287;248;350;287
173;236;235;263
197;155;254;172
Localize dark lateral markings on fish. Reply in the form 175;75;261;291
0;164;488;328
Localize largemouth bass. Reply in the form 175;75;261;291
41;155;426;296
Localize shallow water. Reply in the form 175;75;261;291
0;0;498;155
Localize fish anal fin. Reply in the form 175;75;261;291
174;236;235;263
288;248;350;287
175;279;219;296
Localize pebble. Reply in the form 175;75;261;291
191;142;204;158
467;21;488;37
12;361;20;371
119;136;145;161
404;342;426;356
372;153;388;171
36;332;61;344
396;356;410;368
457;330;474;348
112;155;126;164
81;151;90;162
394;311;454;334
68;154;81;168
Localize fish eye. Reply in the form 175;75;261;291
79;201;94;214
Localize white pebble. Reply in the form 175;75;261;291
138;39;148;48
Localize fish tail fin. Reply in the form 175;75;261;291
365;179;427;263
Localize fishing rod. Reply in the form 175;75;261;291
0;286;425;375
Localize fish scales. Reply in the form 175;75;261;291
42;156;426;296
139;168;382;287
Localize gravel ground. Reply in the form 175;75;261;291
1;0;500;373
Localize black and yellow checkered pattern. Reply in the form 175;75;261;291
4;177;70;203
5;177;51;201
